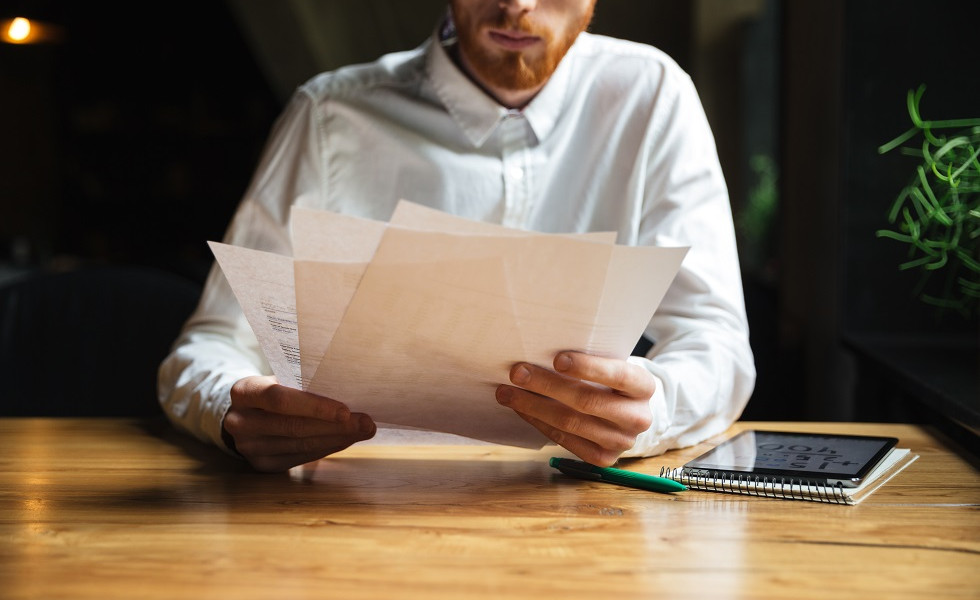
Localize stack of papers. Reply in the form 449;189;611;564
210;201;687;448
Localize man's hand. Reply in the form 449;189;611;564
223;375;377;472
495;352;656;466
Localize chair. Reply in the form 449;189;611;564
0;265;201;416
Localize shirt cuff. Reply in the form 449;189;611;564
619;356;670;458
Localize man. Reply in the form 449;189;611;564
158;0;756;472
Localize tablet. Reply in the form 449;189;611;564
682;430;899;488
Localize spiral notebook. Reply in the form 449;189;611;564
658;430;919;505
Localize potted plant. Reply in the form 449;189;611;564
876;84;980;318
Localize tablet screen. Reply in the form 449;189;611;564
682;430;898;486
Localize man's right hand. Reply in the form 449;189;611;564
223;375;377;472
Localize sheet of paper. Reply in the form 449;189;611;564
311;250;534;445
389;200;619;244
208;241;302;389
291;208;387;262
291;209;386;388
307;226;685;448
588;244;688;356
290;200;619;395
211;201;688;449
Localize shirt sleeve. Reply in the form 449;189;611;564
620;69;757;457
156;90;323;451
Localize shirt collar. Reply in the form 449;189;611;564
426;30;579;148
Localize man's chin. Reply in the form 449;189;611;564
471;53;553;92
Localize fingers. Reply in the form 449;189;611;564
236;430;374;473
224;407;375;442
553;352;656;399
496;384;639;459
495;352;657;465
225;413;377;473
505;359;653;430
224;375;377;472
512;409;623;467
231;375;352;423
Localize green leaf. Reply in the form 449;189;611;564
951;145;980;181
922;118;980;129
900;255;934;270
909;188;930;223
924;250;948;270
878;126;920;154
954;248;980;272
875;229;913;243
907;85;926;127
958;277;980;291
917;166;954;225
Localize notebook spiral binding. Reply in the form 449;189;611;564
658;467;849;504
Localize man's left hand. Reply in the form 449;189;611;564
495;351;656;466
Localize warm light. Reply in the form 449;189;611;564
1;16;63;44
8;16;31;41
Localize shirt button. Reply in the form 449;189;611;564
508;166;524;180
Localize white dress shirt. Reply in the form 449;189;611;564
158;30;756;457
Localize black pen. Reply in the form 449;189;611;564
549;457;687;493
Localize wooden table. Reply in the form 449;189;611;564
1;419;977;599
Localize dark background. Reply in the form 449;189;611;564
1;1;977;439
1;1;280;284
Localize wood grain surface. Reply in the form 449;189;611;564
1;419;977;599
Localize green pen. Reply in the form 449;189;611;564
549;457;687;494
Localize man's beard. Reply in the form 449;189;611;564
453;7;593;92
